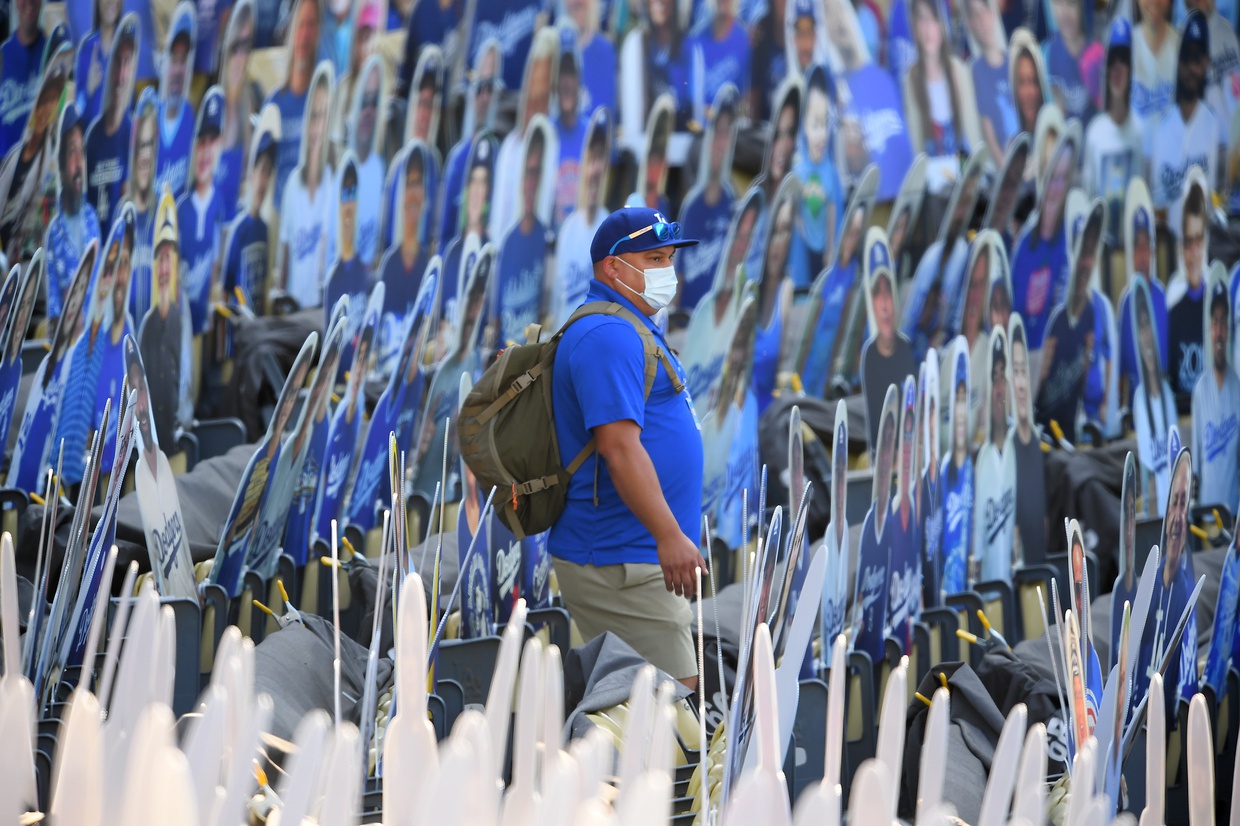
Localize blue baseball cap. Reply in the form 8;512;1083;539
955;350;969;388
1182;10;1209;57
590;207;699;264
1108;17;1132;50
198;87;223;137
992;328;1007;366
171;9;195;49
869;239;891;273
793;0;817;21
59;102;81;143
1211;279;1229;314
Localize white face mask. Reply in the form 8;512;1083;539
615;256;678;311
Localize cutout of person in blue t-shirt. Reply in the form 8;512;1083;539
1042;0;1103;123
176;87;227;334
940;343;975;594
791;66;843;286
217;0;257;217
692;0;750;106
495;121;554;347
378;143;432;371
222;123;276;314
552;41;588;230
751;178;797;413
127;90;161;324
46;104;102;329
264;0;322;207
325;155;373;377
0;0;47;162
964;0;1017;163
437;39;502;254
75;0;124;127
563;0;616;116
676;85;738;313
157;5;197;200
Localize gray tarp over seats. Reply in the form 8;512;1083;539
252;613;393;743
1043;440;1134;582
219;309;321;440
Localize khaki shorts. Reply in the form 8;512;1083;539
553;558;697;680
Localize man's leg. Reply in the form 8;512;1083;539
554;558;698;690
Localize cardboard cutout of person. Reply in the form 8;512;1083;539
378;142;434;371
973;325;1018;580
551;107;612;329
887;374;923;652
550;34;587;230
469;0;547;93
283;313;347;565
1085;19;1144;249
216;0;257;217
965;0;1018;162
1133;0;1181;128
1110;452;1140;662
7;247;91;491
1229;105;1240;216
277;62;336;310
1068;199;1121;436
1192;270;1240;515
415;245;495;501
325;0;381;146
1011;120;1078;374
1151;11;1217;221
177;86;227;335
493;26;559;240
784;0;830;79
127;337;197;599
688;0;750;110
222;115;279;314
0;257;42;457
751;176;798;413
76;0;126;126
156;3;197;199
1132;276;1178;516
790;65;843;288
46;103;103;330
940;338;974;595
495;116;556;347
919;348;944;603
437;38;502;254
1042;0;1104;122
862;236;918;453
127;88;162;324
887;154;928;282
90;205;138;473
1118;180;1170;409
137;185;187;451
618;0;703;160
1035;199;1101;443
1031;100;1066;189
311;286;383;544
349;53;387;267
821;399;852;642
634;95;675;215
797;166;879;398
0;47;69;265
85;14;140;234
821;0;912;201
264;0;325;207
0;0;49;161
324;152;372;379
901;147;988;360
212;332;320;595
561;0;617;117
984;134;1031;247
854;382;899;662
957;231;1007;446
441;132;498;334
405;46;447;154
676;84;739;312
701;297;759;550
1166;168;1211;411
901;0;981;192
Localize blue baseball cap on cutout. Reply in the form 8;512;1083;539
955;350;969;389
590;207;699;263
869;239;891;273
171;10;195;48
1109;17;1132;50
1182;10;1209;57
793;0;816;21
198;88;223;137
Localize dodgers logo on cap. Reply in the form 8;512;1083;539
992;329;1007;362
1133;206;1151;233
1109;17;1132;49
903;376;916;409
955;350;969;386
869;239;891;273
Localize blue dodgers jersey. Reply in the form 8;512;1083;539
177;187;228;333
157;99;196;199
853;506;892;664
265;86;307;207
972;58;1017;156
675;187;733;312
801;261;859;396
581;35;617;116
843;64;914;203
693;21;750;104
285;420;328;565
0;33;47;160
470;0;546;92
223;213;269;307
216;144;245;217
751;299;782;414
312;403;364;545
84;115;131;232
939;454;974;596
75;34;105;126
1011;224;1070;349
1119;281;1170;405
549;281;704;565
495;220;549;346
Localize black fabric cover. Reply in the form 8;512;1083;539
563;631;693;740
1043;440;1133;582
219;309;322;440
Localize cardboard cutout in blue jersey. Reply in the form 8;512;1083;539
441;132;498;324
178;86;227;333
222;118;278;314
84;15;141;234
214;0;257;217
415;246;496;501
391;262;442;456
470;0;546;92
285;308;349;566
88;205;138;476
344;276;439;536
324;152;372;379
1202;514;1240;691
0;257;43;461
939;340;974;594
751;176;799;413
821;399;852;645
209;332;318;596
263;0;323;207
312;285;385;546
155;3;198;199
7;248;91;491
379;143;435;372
853;382;899;663
919;352;945;606
789;67;840;290
676;84;740;312
886;375;922;653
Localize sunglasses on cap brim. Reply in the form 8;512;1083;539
608;221;683;256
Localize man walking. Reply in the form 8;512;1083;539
551;207;707;689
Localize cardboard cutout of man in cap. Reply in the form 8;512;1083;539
548;204;706;687
495;116;556;348
939;338;975;595
0;0;48;161
85;14;140;234
324;151;370;378
861;233;918;453
7;247;90;492
177;86;228;334
1166;169;1212;412
974;324;1018;579
1085;19;1146;247
1192;270;1240;514
1151;10;1217;220
156;3;198;200
378;142;433;370
46;103;103;329
1131;276;1178;515
138;185;187;451
854;382;899;662
222;111;278;314
91;204;138;473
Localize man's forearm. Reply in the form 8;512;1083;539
600;438;683;543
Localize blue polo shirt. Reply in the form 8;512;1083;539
550;280;703;566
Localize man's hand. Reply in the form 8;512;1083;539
656;530;708;598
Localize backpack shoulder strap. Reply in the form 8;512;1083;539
608;304;686;399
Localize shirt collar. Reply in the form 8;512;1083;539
586;279;659;335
